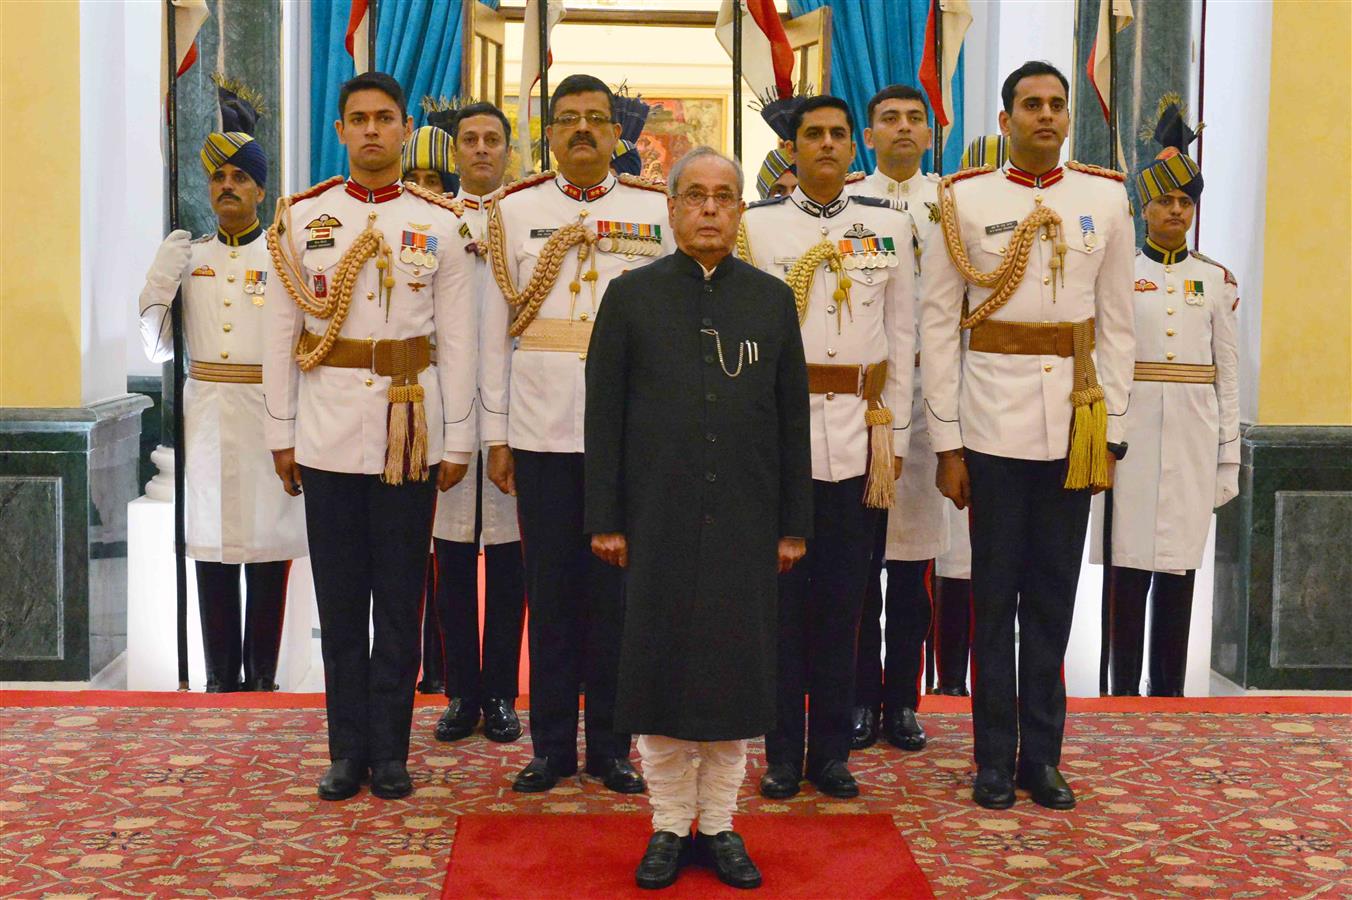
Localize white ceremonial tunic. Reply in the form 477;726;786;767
480;172;674;451
851;168;947;559
433;188;520;545
263;179;477;470
921;163;1136;460
138;227;306;563
1090;245;1239;572
741;187;915;480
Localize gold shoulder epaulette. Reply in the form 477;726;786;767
500;170;556;200
271;175;344;235
1192;250;1237;286
942;165;994;188
405;181;466;217
618;172;667;194
1067;160;1127;182
844;171;866;184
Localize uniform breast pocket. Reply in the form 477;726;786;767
302;248;340;297
849;267;891;308
1064;217;1105;272
977;234;1011;264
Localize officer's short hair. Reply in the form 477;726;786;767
1001;61;1069;114
866;85;928;126
668;146;744;198
451;102;512;144
550;74;615;121
338;72;407;119
789;95;854;142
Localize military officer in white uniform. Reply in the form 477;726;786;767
921;62;1135;811
480;74;674;795
415;102;528;746
263;72;477;803
847;84;948;754
741;95;914;801
138;82;306;694
1092;103;1239;698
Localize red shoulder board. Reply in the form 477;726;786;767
618;173;667;194
844;171;866;184
1067;160;1127;182
499;171;557;200
942;166;994;188
285;175;344;205
1192;250;1237;286
405;181;465;217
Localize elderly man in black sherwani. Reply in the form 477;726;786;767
585;146;813;892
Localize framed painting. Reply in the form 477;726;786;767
632;93;728;182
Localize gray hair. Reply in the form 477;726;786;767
667;146;744;198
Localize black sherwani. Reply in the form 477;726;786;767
584;249;813;742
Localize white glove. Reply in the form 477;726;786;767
1214;462;1239;508
148;229;193;285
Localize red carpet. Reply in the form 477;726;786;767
442;813;933;898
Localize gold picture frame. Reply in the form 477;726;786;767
631;91;728;182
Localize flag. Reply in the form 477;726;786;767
1087;0;1134;163
160;0;208;94
516;0;566;176
917;0;972;141
345;0;371;74
715;0;795;101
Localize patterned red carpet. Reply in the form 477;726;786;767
0;693;1347;898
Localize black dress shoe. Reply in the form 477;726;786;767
849;705;880;751
433;697;479;742
1016;763;1076;810
513;757;574;793
317;759;366;801
935;684;969;697
695;831;762;889
972;766;1015;809
370;759;414;799
586;757;647;794
481;697;523;742
758;763;802;799
243;677;278;692
635;831;692;890
204;678;239;694
882;707;928;752
807;759;859;798
417;678;446;695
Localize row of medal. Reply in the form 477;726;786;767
399;230;440;267
595;220;663;258
837;236;900;270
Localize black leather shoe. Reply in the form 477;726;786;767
695;831;762;889
370;759;413;799
972;766;1015;809
635;831;691;890
758;763;801;799
482;697;523;743
433;697;479;742
243;678;278;692
883;707;928;752
417;678;446;695
317;759;365;801
1016;763;1076;810
204;678;239;694
513;757;574;793
808;759;859;798
586;757;647;794
934;684;969;697
849;705;880;750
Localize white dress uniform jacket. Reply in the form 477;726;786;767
479;172;674;451
741;187;915;481
1090;244;1240;572
263;179;477;470
433;188;520;545
851;168;948;559
921;163;1136;460
139;228;307;563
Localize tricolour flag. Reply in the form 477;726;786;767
917;0;972;142
715;0;795;101
345;0;371;74
160;0;209;95
1087;0;1134;163
516;0;566;176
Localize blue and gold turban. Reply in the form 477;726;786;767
402;125;456;192
755;148;794;200
201;74;267;187
1136;99;1203;206
960;134;1008;171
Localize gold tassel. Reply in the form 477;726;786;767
863;407;896;509
383;382;428;485
1063;319;1109;490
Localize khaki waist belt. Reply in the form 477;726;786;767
1134;361;1216;384
516;318;594;355
806;361;888;400
188;361;262;384
968;317;1096;357
296;330;434;375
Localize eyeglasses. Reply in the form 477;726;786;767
553;111;613;128
677;189;740;209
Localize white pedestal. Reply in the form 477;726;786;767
127;495;317;692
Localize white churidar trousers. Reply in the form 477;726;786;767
636;734;749;836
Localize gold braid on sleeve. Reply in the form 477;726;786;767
735;220;755;266
487;199;597;337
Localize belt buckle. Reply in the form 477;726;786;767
370;339;380;375
856;365;866;397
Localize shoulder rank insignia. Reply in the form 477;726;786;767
926;201;940;223
405;181;466;216
850;195;892;209
1134;278;1158;292
191;265;216;277
618;173;668;194
942;165;994;188
500;170;557;200
1067;160;1127;182
746;194;790;209
1192;250;1238;286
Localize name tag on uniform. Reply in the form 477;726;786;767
774;255;800;267
530;228;558;239
985;220;1018;235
